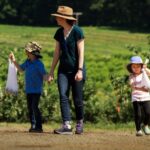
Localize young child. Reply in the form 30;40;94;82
127;56;150;136
9;41;47;133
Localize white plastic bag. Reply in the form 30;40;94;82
141;69;150;90
5;59;18;94
140;59;150;89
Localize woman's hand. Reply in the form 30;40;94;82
9;52;15;62
75;70;83;81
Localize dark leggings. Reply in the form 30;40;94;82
133;101;150;131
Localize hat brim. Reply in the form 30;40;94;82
25;49;33;53
51;13;77;20
33;53;42;58
31;51;43;58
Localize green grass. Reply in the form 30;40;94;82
0;24;150;123
0;24;149;79
0;24;149;68
0;121;135;131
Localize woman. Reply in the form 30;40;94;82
48;6;86;134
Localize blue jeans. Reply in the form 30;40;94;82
57;73;85;122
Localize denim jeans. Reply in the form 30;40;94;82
57;72;85;122
26;93;42;129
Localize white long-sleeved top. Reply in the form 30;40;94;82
130;73;150;102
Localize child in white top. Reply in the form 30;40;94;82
127;56;150;136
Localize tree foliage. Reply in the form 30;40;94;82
1;0;150;28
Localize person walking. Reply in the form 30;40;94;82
127;56;150;136
9;41;47;132
48;6;86;134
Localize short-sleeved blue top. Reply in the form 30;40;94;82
54;25;85;74
20;59;46;94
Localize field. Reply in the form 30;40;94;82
1;24;150;123
1;25;150;149
0;123;150;150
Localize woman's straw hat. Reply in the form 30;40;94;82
51;6;77;21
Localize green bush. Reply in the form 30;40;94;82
1;25;150;124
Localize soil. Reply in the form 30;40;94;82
0;125;150;150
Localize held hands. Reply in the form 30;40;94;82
9;52;15;62
48;73;54;83
75;70;83;81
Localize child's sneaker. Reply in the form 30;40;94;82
136;130;143;136
29;128;43;133
143;125;150;135
75;120;83;134
54;121;73;135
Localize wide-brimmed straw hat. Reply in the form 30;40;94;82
127;56;143;73
51;6;77;20
25;41;42;58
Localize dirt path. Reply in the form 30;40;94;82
0;126;150;150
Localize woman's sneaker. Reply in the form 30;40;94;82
75;121;83;134
136;130;143;136
142;125;150;135
54;122;73;135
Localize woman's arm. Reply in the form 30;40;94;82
77;39;84;70
75;39;84;81
48;41;60;82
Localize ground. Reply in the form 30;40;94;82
0;124;150;150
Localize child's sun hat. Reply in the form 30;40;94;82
127;56;143;73
25;41;42;58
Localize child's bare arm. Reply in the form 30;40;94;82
9;52;23;72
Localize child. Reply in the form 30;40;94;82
127;56;150;136
9;41;47;133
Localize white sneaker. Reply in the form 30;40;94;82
143;125;150;135
53;121;73;135
136;130;143;136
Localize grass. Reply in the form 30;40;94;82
0;24;149;69
0;24;150;124
0;24;149;78
0;121;135;132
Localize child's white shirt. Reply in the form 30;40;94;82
130;73;150;102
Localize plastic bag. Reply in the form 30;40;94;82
141;69;150;90
5;59;18;94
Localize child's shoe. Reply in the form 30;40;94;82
136;130;143;136
54;121;73;135
75;120;83;134
29;127;43;133
143;125;150;135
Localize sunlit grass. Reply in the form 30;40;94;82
0;121;135;131
0;25;149;124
